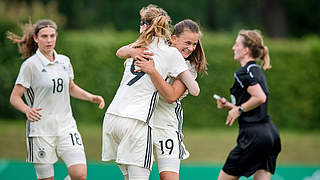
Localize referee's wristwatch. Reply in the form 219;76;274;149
238;105;244;115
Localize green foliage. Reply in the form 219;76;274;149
1;0;320;37
0;1;66;27
1;25;319;129
55;29;139;122
0;19;24;119
56;0;207;30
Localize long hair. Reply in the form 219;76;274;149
239;30;271;70
7;19;57;59
132;4;172;48
172;19;207;74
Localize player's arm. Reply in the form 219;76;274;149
69;80;105;109
10;84;42;121
116;44;153;60
225;83;266;126
243;84;267;110
216;97;236;110
149;71;187;104
134;59;197;104
116;44;190;102
176;70;200;96
147;71;186;104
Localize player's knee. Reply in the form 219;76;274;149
34;163;54;179
69;171;87;180
78;170;87;180
159;171;179;180
68;164;87;180
77;171;87;180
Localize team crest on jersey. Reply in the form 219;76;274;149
38;148;46;158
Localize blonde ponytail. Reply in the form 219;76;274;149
132;4;171;48
261;46;271;70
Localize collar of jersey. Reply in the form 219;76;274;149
149;36;166;49
36;49;59;66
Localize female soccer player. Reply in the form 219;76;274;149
102;5;199;180
8;19;105;180
215;30;281;180
119;19;207;180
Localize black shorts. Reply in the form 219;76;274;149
222;121;281;177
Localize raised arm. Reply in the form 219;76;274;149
116;44;153;60
134;58;199;104
69;80;105;109
118;45;199;102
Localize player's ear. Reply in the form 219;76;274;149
33;35;38;43
245;47;250;55
171;35;177;43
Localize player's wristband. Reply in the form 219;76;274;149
238;105;244;114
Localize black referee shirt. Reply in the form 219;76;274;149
230;61;270;126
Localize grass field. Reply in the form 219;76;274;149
1;119;320;165
0;120;320;179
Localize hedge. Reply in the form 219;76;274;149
1;23;319;129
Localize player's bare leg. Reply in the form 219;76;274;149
253;169;272;180
67;164;87;180
124;175;129;180
39;177;54;180
159;171;179;180
217;170;239;180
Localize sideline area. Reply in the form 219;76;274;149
0;159;319;179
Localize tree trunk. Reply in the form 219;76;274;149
260;0;287;37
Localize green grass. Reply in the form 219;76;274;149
0;120;319;165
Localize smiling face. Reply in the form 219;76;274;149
232;35;248;61
33;27;57;55
171;29;200;58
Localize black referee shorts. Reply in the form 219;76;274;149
222;121;281;177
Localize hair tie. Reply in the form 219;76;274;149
161;10;166;16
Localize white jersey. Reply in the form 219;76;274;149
153;61;197;131
106;37;189;126
15;49;77;136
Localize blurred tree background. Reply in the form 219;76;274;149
0;0;319;129
1;0;320;36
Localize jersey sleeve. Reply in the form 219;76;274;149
235;69;258;88
66;57;74;80
167;49;188;78
186;60;197;79
15;62;32;88
247;66;260;86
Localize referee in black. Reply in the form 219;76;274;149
216;29;281;180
